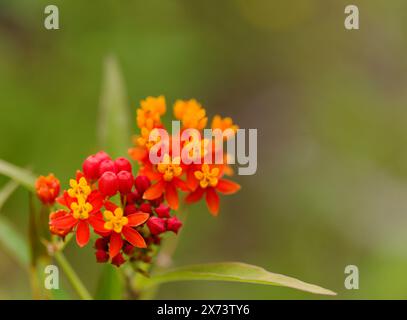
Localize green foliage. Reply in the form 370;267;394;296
98;55;131;158
0;180;29;269
146;262;336;296
95;264;124;300
95;55;129;299
0;215;29;269
0;159;36;192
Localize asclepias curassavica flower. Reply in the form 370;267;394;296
42;96;241;269
8;93;335;298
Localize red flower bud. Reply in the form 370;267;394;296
155;203;170;218
124;204;138;216
147;217;166;235
83;155;101;180
127;190;141;204
95;250;109;263
95;151;111;162
149;195;164;207
99;159;117;176
111;253;126;267
139;202;153;214
134;175;151;194
94;237;109;251
153;235;161;245
114;157;132;173
98;171;119;197
167;216;183;234
123;243;135;255
117;170;134;194
35;174;60;205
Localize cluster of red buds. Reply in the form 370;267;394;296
36;151;182;267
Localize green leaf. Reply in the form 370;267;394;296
0;180;19;209
96;55;129;300
98;55;131;158
0;180;29;269
146;262;336;296
0;215;30;269
0;159;36;191
95;264;124;300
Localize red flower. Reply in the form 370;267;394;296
91;202;149;258
142;154;188;210
185;164;240;215
35;174;60;205
49;175;104;247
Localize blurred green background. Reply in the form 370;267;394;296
1;0;407;299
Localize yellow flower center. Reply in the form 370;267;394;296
103;208;128;233
68;177;91;200
157;155;182;181
70;199;93;220
194;164;219;188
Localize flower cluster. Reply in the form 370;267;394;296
37;151;182;267
128;96;241;216
35;96;241;267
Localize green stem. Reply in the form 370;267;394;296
54;251;93;300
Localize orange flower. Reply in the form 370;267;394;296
49;210;72;238
35;174;60;205
137;96;166;130
143;154;189;210
185;164;240;216
211;115;238;139
173;99;207;130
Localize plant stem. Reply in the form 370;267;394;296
54;251;93;300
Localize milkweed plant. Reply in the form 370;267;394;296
0;57;336;299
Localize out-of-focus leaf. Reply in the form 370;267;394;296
95;264;124;300
146;262;336;296
0;180;29;269
0;180;18;209
54;251;92;300
0;215;29;269
96;55;129;299
98;55;131;158
0;159;36;191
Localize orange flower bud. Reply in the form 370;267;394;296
35;174;60;205
49;210;72;238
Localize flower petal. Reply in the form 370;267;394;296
122;226;146;248
104;200;118;212
216;179;241;195
206;187;220;216
50;213;77;230
185;187;205;204
165;183;179;210
173;177;190;192
127;213;149;227
186;168;199;191
76;220;90;247
88;190;104;213
76;170;85;181
143;180;165;200
109;232;123;258
88;215;107;233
